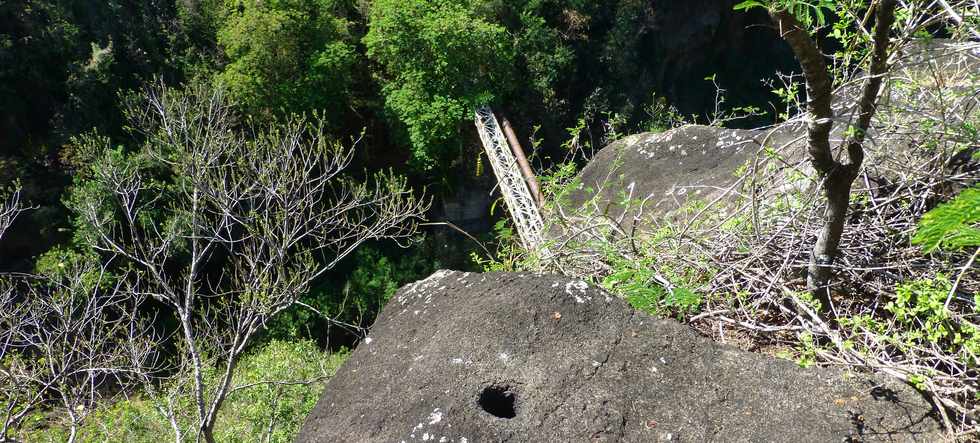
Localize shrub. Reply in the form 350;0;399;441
21;340;348;443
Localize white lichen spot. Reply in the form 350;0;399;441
439;437;448;443
399;270;455;304
592;361;601;367
565;280;591;303
364;337;373;344
460;438;468;443
451;357;464;365
428;409;443;424
422;433;431;441
498;352;509;361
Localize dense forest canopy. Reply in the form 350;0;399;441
0;0;796;269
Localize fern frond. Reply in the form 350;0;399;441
912;184;980;253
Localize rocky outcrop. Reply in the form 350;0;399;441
297;270;941;442
566;40;980;230
564;123;808;228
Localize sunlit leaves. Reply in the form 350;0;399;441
364;0;514;170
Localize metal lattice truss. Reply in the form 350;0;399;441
474;106;547;252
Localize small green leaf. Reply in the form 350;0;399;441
733;0;768;11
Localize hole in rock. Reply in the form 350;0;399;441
478;385;517;419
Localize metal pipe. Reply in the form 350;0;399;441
499;115;544;208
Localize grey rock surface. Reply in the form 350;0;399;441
565;40;980;231
564;124;807;228
297;270;941;442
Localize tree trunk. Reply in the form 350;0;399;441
201;426;216;443
770;1;896;309
808;168;858;307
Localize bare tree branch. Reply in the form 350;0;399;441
70;80;428;443
0;187;26;242
0;263;158;443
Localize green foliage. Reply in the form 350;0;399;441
364;0;514;170
641;93;685;133
508;0;585;112
215;0;357;118
22;340;348;442
267;244;435;339
538;161;582;207
210;340;348;442
775;331;820;368
472;218;523;272
862;276;978;364
912;185;980;253
886;276;959;345
734;0;837;28
601;254;702;318
32;246;104;289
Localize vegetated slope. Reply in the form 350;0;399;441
565;39;979;230
297;270;941;442
542;38;980;435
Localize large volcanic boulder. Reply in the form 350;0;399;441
297;270;941;442
565;40;980;230
563;123;810;228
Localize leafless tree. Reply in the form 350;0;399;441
0;260;158;443
0;187;24;241
69;81;428;443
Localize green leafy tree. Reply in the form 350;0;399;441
364;0;514;170
216;0;357;118
505;0;589;112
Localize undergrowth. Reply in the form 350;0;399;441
19;340;348;443
478;40;980;438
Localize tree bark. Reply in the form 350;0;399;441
771;1;896;308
